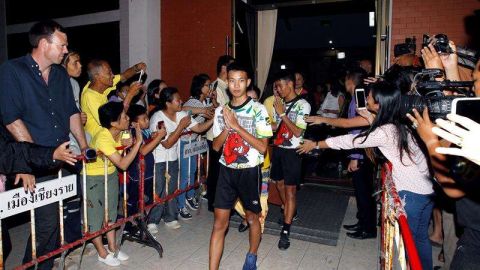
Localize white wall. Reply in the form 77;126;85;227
1;0;161;82
121;0;161;84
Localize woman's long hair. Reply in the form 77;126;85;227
355;81;416;164
149;87;178;117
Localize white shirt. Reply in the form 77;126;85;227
318;91;343;118
150;110;198;162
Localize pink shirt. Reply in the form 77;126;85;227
326;124;433;195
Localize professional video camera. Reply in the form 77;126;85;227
394;36;417;57
422;34;479;69
400;68;474;120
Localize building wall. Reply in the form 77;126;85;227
161;0;232;98
391;0;480;55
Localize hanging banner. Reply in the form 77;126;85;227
0;175;76;219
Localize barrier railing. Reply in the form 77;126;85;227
380;162;422;270
2;134;209;270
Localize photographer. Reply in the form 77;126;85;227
407;40;480;268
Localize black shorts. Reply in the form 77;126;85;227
270;147;302;186
215;165;262;214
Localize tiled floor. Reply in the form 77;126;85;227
5;196;443;269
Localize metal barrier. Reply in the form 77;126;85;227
3;133;208;270
380;162;422;270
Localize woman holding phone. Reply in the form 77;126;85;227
298;82;435;270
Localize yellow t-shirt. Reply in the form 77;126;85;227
263;95;275;124
81;74;122;137
86;128;122;175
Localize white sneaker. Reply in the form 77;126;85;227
98;253;121;266
164;220;181;229
104;245;129;261
147;223;158;234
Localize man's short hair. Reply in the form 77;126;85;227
29;20;66;48
216;55;235;75
226;62;249;77
87;59;107;82
273;70;295;84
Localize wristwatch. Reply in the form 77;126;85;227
315;141;320;150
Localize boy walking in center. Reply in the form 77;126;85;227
209;63;273;270
271;71;311;250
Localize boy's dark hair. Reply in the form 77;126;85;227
345;67;367;88
190;73;211;99
98;102;124;129
226;62;249;76
127;104;147;122
29;20;66;48
158;87;179;110
273;70;295;84
216;55;235;75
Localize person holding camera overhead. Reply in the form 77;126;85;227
81;59;147;139
298;82;435;270
407;38;480;269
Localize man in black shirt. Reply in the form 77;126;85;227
0;20;87;269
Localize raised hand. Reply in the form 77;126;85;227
179;116;192;129
273;96;285;115
433;114;480;165
421;44;444;70
223;107;240;131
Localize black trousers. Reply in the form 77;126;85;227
206;141;221;211
351;159;376;233
23;170;71;270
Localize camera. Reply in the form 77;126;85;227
422;34;479;69
394;36;416;57
84;148;97;162
400;69;474;120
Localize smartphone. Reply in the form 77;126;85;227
137;69;144;83
355;88;366;109
157;121;165;130
451;97;480;124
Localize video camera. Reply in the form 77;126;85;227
422;34;479;69
400;69;474;120
394;36;417;57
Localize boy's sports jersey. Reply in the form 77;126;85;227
212;98;273;169
273;98;311;149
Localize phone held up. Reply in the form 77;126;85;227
355;88;367;110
